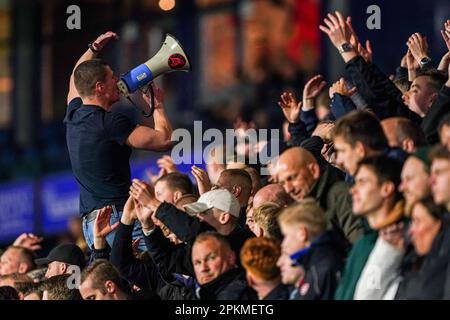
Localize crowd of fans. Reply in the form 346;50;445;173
1;11;450;300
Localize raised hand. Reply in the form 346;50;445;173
142;82;165;110
406;49;419;81
303;75;327;110
122;195;138;225
278;92;302;124
441;19;450;51
157;155;178;174
13;233;43;251
93;205;120;249
407;33;429;64
130;179;155;207
329;78;357;98
191;165;212;195
319;11;352;49
94;206;120;239
346;17;372;63
135;203;155;232
357;40;373;63
91;31;119;52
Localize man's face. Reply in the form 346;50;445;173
440;124;450;152
192;238;235;285
430;158;450;206
79;277;114;300
154;180;176;204
399;157;430;212
351;166;384;216
280;223;306;255
101;66;120;105
0;248;22;276
333;136;363;176
277;162;317;202
276;251;304;285
402;76;436;117
45;261;66;279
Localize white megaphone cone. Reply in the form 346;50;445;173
117;33;191;97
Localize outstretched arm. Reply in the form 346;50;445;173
67;31;119;104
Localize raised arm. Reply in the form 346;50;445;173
126;83;174;151
67;31;119;104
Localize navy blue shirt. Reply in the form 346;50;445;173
64;98;135;216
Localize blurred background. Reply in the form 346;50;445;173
0;0;449;248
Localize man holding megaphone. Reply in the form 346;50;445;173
64;31;178;251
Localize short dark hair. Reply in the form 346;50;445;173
80;260;129;296
429;144;450;161
415;69;447;93
74;59;108;97
194;231;232;252
0;286;19;300
356;156;403;201
332;110;388;151
14;281;43;299
396;118;427;148
40;274;82;300
155;172;193;195
219;169;253;200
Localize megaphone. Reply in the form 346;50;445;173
117;33;191;117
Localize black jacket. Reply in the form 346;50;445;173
198;268;257;300
396;221;450;300
345;55;450;144
109;223;169;294
155;202;255;272
292;230;346;300
262;283;290;300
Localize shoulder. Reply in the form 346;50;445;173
65;97;83;120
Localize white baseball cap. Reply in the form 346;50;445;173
183;189;240;218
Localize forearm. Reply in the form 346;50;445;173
153;109;173;141
93;236;106;250
72;48;97;75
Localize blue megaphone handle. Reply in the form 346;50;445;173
120;63;154;93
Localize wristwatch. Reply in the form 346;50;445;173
419;56;432;68
88;43;100;53
338;42;354;54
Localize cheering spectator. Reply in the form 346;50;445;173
276;147;363;244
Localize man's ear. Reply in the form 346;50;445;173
17;263;28;274
173;190;182;202
308;162;321;180
60;263;68;274
355;141;366;158
427;92;438;108
218;212;231;225
232;185;242;198
95;81;104;94
381;181;396;199
105;280;116;294
402;138;415;153
299;224;308;243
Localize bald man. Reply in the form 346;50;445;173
246;184;294;234
381;117;426;153
276;147;363;245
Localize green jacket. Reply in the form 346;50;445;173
334;222;378;300
308;163;364;245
